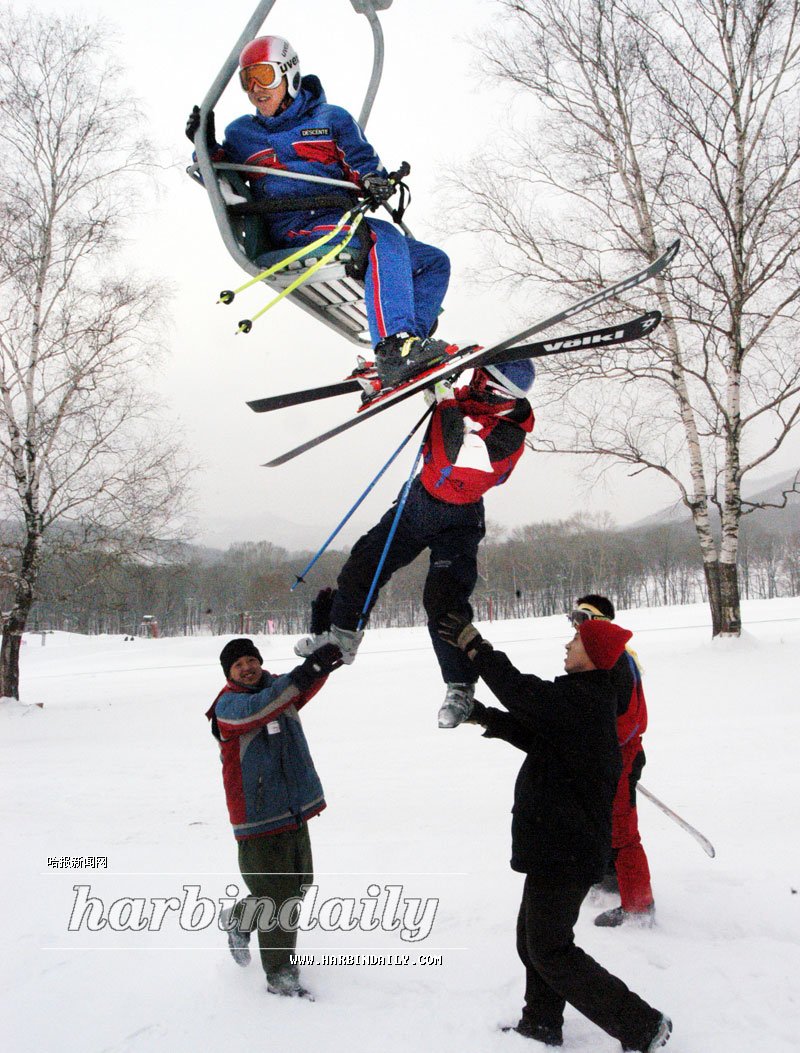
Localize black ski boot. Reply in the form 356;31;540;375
374;333;458;387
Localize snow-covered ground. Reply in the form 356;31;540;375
2;598;799;1052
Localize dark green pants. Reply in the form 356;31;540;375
233;823;313;977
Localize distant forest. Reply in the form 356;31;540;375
21;509;800;637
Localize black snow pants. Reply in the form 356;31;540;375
329;476;485;684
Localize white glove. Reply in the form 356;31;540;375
423;378;456;407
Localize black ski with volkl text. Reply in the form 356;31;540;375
264;240;679;467
247;310;661;414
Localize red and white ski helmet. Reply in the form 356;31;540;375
239;36;301;98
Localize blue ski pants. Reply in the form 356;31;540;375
362;218;450;345
279;213;450;347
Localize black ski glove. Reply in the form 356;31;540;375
289;642;344;692
185;105;216;150
436;612;488;660
309;587;336;635
362;172;393;207
466;699;489;726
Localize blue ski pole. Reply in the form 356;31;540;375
356;420;431;631
292;404;434;589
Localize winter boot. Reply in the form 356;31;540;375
501;1021;563;1046
266;965;314;1000
622;1014;672;1052
374;333;459;387
645;1015;672;1051
437;683;475;728
594;902;655;928
294;624;364;665
219;907;251;967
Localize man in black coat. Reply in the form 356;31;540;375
436;613;672;1052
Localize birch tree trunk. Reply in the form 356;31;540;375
0;12;192;698
444;0;800;635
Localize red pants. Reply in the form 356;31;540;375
612;745;653;912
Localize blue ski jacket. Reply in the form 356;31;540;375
206;671;326;841
218;75;385;244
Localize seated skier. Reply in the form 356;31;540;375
294;358;536;727
186;34;455;388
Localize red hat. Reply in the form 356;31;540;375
577;620;632;670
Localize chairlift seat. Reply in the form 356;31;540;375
211;167;373;342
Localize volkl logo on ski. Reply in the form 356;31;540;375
544;329;624;351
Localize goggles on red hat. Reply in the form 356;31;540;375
567;603;610;628
240;62;284;92
468;368;517;405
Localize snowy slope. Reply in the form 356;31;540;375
2;599;799;1052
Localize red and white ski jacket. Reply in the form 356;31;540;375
419;386;535;505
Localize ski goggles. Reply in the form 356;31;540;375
239;62;284;92
568;605;610;627
469;368;515;403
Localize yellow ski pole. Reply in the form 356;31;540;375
218;202;364;305
235;212;367;333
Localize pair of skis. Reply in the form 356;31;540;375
258;240;679;467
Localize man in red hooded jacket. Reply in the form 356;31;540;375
294;359;535;728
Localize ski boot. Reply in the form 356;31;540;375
374;332;459;387
294;624;364;665
594;902;655;928
437;683;475;728
219;907;251;967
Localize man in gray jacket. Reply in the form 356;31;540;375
207;635;342;998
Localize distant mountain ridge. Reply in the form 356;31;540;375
631;471;800;534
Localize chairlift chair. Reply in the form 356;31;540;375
187;0;397;347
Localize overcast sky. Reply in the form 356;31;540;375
22;0;799;550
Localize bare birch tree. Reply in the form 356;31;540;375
448;0;800;635
0;9;192;697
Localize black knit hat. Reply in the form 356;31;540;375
219;638;263;679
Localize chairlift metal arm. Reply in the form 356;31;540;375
349;1;394;130
195;0;280;273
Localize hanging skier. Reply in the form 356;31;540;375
185;34;456;388
293;358;536;727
